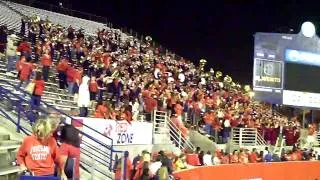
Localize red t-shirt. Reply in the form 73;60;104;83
41;54;52;67
89;81;98;93
60;143;80;180
16;135;63;176
34;80;45;96
186;154;200;166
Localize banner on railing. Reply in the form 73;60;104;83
68;117;153;145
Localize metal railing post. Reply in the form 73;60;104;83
17;105;21;133
239;128;243;147
122;151;128;180
178;131;182;149
109;149;113;171
255;129;258;145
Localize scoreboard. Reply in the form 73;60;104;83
253;31;320;108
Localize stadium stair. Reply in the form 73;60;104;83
0;130;21;180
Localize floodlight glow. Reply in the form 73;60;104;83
301;22;316;38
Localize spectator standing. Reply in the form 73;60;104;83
16;119;67;179
0;26;7;54
30;72;45;110
40;52;52;82
16;56;33;88
6;34;18;75
78;75;90;117
56;58;69;89
59;125;81;180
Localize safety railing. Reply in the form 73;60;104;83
231;128;267;147
0;79;126;180
152;110;195;151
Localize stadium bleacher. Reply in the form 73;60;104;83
0;0;319;179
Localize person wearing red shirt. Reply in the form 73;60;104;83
17;57;33;88
59;125;81;180
186;151;200;166
66;66;75;94
144;96;157;121
30;72;45;110
41;52;52;82
56;59;69;89
94;101;109;119
249;148;260;163
17;38;31;59
89;76;98;102
16;119;67;179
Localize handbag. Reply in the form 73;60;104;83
25;82;36;94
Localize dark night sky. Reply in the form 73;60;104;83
43;0;320;84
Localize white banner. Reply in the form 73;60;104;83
69;117;153;146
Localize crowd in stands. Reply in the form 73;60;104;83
115;144;320;180
1;15;311;146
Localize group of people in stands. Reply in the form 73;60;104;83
1;14;317;146
184;146;319;166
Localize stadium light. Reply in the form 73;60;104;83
301;22;316;38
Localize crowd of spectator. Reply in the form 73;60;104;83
115;144;320;180
1;15;308;146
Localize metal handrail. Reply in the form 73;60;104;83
153;110;195;151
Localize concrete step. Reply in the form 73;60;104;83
0;150;17;169
0;135;10;141
0;140;20;146
0;166;20;176
0;144;20;151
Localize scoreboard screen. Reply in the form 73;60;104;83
253;32;320;108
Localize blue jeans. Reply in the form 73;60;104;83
204;124;213;135
7;55;17;72
68;82;74;94
30;95;41;110
42;66;50;82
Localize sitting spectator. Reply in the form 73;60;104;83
16;119;67;179
203;151;213;165
186;150;200;166
249;148;260;163
149;158;162;177
174;154;187;171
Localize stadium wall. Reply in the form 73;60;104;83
173;161;320;180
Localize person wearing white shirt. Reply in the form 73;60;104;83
149;159;162;176
203;151;213;165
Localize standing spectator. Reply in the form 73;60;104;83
66;65;75;94
17;38;31;59
30;72;45;110
56;58;69;89
40;52;52;82
6;34;18;75
78;75;90;117
89;76;98;103
16;56;33;88
0;25;7;55
16;119;67;179
59;125;81;180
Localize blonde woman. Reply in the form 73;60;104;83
16;119;67;179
